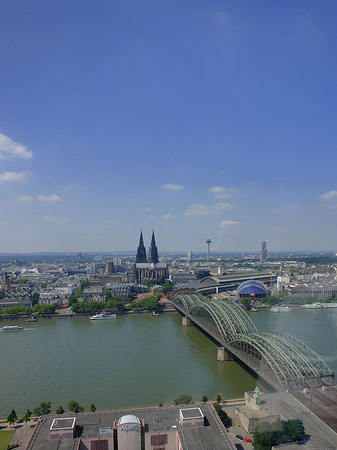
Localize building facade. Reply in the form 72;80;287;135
134;231;169;285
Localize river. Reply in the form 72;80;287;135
0;308;336;417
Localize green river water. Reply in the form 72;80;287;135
0;308;336;417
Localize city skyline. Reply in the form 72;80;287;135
1;1;337;252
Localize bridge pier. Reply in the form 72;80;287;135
217;347;234;361
182;316;193;326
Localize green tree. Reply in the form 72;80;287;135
33;402;51;416
56;406;65;414
282;419;304;442
201;395;208;403
146;279;156;288
32;292;40;306
103;288;112;300
215;394;222;403
213;402;229;424
22;409;32;426
6;409;17;427
89;404;97;412
240;297;251;307
173;393;193;405
33;304;56;314
0;305;32;315
158;401;164;407
253;420;285;450
163;280;173;293
68;400;84;413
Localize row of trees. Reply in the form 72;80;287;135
0;304;56;315
71;295;161;313
6;401;98;427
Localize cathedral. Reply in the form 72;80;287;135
134;230;169;285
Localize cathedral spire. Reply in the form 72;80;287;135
136;230;147;263
148;230;159;265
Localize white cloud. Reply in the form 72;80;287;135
219;220;239;230
0;171;27;182
209;186;235;199
271;226;281;232
0;133;33;159
106;219;117;224
213;202;233;210
184;204;215;217
185;202;233;216
37;194;61;202
145;207;153;211
149;215;157;220
19;194;33;202
0;221;7;225
42;216;69;223
162;183;184;191
162;214;176;220
319;190;337;201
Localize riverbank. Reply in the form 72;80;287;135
0;304;176;321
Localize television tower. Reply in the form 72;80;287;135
206;234;212;262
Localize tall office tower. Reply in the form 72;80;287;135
187;251;193;263
260;241;267;263
136;230;147;263
148;230;159;265
106;261;114;274
206;234;212;262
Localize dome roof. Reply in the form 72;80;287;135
117;415;141;426
237;280;268;296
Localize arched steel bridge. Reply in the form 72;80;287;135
173;294;334;390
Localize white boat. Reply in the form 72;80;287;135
270;306;292;313
1;325;24;331
301;303;322;309
322;303;337;308
90;312;117;320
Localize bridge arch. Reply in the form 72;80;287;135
172;294;334;389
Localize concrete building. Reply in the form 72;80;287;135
24;404;236;450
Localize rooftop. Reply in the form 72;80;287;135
27;403;236;450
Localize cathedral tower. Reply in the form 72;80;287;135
136;230;147;263
148;230;159;265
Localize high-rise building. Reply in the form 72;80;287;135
260;241;267;263
187;251;193;263
106;261;114;274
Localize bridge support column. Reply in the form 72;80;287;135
217;347;234;361
182;316;193;326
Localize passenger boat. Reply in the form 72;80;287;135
301;303;322;309
270;306;292;313
0;325;24;331
90;312;117;320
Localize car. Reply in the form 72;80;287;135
235;435;243;440
243;437;252;443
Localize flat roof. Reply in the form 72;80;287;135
180;407;203;419
28;404;235;450
50;418;76;430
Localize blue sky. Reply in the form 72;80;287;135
1;0;337;253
